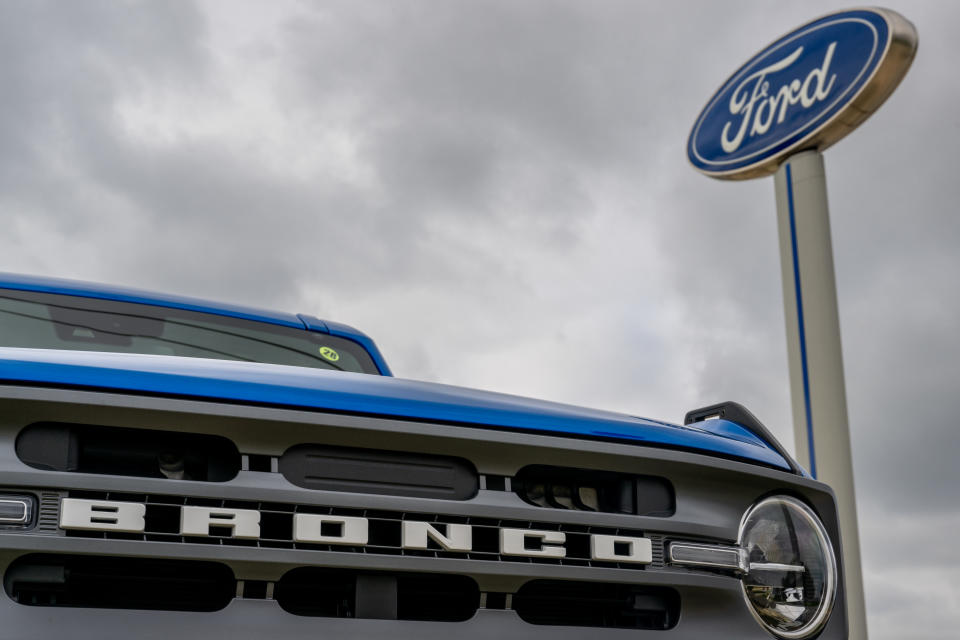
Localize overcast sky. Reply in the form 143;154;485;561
1;0;957;636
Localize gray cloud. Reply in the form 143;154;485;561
0;1;957;636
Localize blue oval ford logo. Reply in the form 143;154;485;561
688;8;916;180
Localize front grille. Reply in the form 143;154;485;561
3;554;235;611
63;490;658;569
4;553;681;630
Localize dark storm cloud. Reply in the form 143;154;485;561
0;0;238;293
274;1;698;242
0;0;409;307
0;0;207;194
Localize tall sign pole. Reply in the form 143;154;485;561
687;9;917;640
774;148;868;635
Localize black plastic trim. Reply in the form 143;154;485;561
685;401;802;475
280;444;478;500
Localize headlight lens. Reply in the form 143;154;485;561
739;496;837;638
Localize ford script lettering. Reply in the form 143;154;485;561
720;43;836;153
687;8;916;179
58;498;654;564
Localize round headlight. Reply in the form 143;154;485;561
739;496;837;639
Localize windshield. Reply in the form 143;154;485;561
0;289;379;375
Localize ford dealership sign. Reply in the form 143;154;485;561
688;8;917;179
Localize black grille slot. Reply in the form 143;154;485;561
513;465;674;516
514;580;679;630
4;554;235;611
280;444;478;500
16;422;240;482
277;567;478;621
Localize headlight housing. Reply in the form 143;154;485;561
739;495;837;638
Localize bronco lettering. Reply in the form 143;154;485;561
58;498;652;562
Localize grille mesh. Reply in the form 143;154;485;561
36;491;63;536
648;534;667;568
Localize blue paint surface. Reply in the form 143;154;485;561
0;273;393;376
0;348;791;470
689;9;889;175
786;163;817;478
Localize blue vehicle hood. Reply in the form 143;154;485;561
0;348;791;470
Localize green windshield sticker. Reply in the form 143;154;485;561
318;346;340;362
